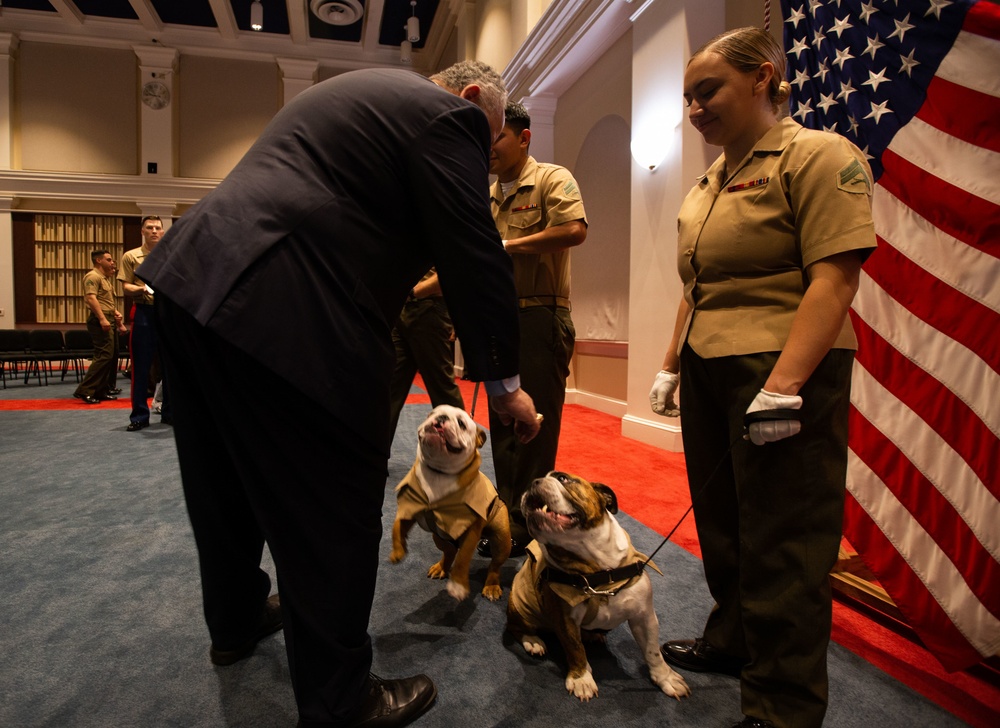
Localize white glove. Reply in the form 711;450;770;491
745;389;803;445
649;370;680;417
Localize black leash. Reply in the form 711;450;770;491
538;407;802;595
639;407;803;569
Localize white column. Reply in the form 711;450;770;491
0;36;17;327
134;45;179;178
0;196;13;327
456;1;478;61
0;33;18;171
277;57;319;106
621;0;724;452
520;94;556;163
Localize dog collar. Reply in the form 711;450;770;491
541;562;647;598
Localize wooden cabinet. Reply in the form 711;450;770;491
12;213;141;326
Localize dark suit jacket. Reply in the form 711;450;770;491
139;69;519;454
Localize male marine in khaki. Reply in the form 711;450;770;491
74;250;125;404
484;102;588;551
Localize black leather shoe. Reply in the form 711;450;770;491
80;395;100;405
108;388;122;395
732;718;774;727
210;594;283;666
98;394;118;401
344;673;436;727
661;638;747;678
126;421;149;432
477;538;525;558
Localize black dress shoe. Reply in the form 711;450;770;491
108;387;122;395
477;538;525;558
344;673;436;727
210;594;283;666
98;394;118;401
661;638;747;678
732;718;774;727
126;421;149;432
80;395;100;405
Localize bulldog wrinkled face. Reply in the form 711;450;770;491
522;471;618;535
417;405;484;473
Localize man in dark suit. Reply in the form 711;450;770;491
138;61;540;728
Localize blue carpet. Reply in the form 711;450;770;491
0;377;966;726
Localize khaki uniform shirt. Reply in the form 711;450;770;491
82;269;115;316
394;453;503;542
118;244;154;306
678;117;877;358
490;156;587;305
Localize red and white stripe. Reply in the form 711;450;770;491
844;0;1000;671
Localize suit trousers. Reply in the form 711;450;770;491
387;297;464;437
156;296;385;725
678;345;853;728
488;305;574;543
74;313;118;399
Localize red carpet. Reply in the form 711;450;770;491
447;377;1000;728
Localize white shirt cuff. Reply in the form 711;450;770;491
484;375;520;396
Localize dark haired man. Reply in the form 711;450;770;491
73;250;125;405
482;101;588;554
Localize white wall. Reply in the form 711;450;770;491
622;0;725;451
17;43;137;174
178;56;279;180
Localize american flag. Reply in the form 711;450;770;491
780;0;1000;671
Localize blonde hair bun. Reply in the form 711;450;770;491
775;80;792;105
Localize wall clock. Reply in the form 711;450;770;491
141;80;170;110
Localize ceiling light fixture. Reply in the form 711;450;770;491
250;0;263;31
400;38;412;64
407;1;420;43
311;0;364;26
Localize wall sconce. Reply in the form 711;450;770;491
251;0;263;31
407;1;420;43
630;106;681;171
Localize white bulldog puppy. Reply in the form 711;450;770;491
506;471;690;702
390;405;512;601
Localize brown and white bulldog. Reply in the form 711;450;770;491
390;405;512;601
506;471;690;702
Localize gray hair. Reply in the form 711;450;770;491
431;60;508;136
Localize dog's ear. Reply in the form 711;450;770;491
476;425;487;449
593;483;619;514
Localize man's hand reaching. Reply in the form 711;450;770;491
490;388;542;443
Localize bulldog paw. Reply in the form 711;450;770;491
521;635;547;657
566;670;598;702
480;584;503;602
446;579;470;601
427;562;448;579
388;547;406;563
651;664;691;700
